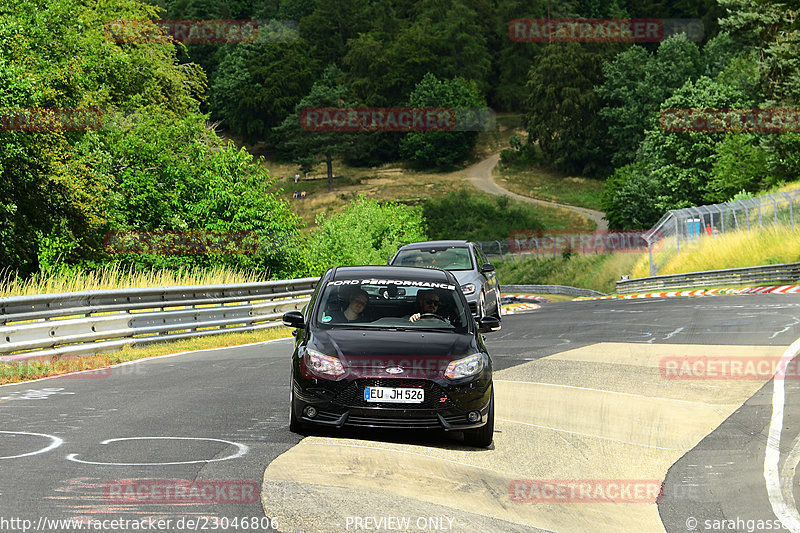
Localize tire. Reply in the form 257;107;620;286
477;292;486;320
492;292;502;320
463;389;494;448
289;369;307;434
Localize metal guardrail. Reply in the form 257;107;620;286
502;284;606;297
615;262;800;294
0;278;321;363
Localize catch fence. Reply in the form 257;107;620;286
642;189;799;275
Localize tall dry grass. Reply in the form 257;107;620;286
0;264;269;298
631;225;800;278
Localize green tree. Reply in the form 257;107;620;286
601;162;665;229
525;42;619;176
597;35;702;167
273;65;356;192
642;76;750;210
343;0;492;106
706;133;774;202
209;39;318;142
399;73;486;169
0;0;205;274
96;108;306;276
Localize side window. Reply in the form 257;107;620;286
474;245;487;268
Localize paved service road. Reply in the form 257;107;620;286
1;294;799;532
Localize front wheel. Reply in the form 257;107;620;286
492;291;502;320
463;389;494;448
289;369;307;434
477;292;485;320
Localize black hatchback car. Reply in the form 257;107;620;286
283;265;500;447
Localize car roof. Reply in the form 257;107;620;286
396;240;470;250
331;265;454;283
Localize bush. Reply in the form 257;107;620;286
305;196;427;274
422;189;544;241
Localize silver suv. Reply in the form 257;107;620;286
389;240;501;320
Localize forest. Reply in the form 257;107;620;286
1;0;798;280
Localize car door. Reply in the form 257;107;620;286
473;245;500;311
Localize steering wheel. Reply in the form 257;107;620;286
417;313;447;321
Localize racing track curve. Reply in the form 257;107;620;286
2;295;800;532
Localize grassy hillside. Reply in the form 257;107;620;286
496;253;640;294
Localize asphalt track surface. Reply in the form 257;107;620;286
1;294;800;532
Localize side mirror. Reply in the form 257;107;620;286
282;310;305;329
477;316;501;333
480;263;495;273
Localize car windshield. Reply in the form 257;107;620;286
315;279;471;332
393;247;474;271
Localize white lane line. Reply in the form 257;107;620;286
779;430;800;522
493;380;711;405
0;431;63;459
771;317;800;340
497;418;685;451
664;327;685;340
66;436;248;466
765;335;800;532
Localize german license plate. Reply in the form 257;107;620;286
364;386;424;403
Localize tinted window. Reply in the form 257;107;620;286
392;247;474;271
315;280;470;332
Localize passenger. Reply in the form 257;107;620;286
329;288;370;323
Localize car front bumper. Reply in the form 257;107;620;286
292;375;492;431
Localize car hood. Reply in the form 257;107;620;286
308;328;479;379
450;270;478;284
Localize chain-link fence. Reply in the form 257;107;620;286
643;189;799;276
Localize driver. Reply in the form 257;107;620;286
408;289;443;322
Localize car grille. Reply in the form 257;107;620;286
346;415;442;429
331;379;455;409
468;302;477;315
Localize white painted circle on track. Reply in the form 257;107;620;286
0;431;64;460
65;436;249;466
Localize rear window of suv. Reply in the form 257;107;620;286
393;247;474;271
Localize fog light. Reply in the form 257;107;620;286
468;411;480;423
304;406;317;418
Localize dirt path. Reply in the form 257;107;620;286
455;153;609;231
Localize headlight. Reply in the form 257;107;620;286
444;353;484;380
461;283;476;295
305;349;345;378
